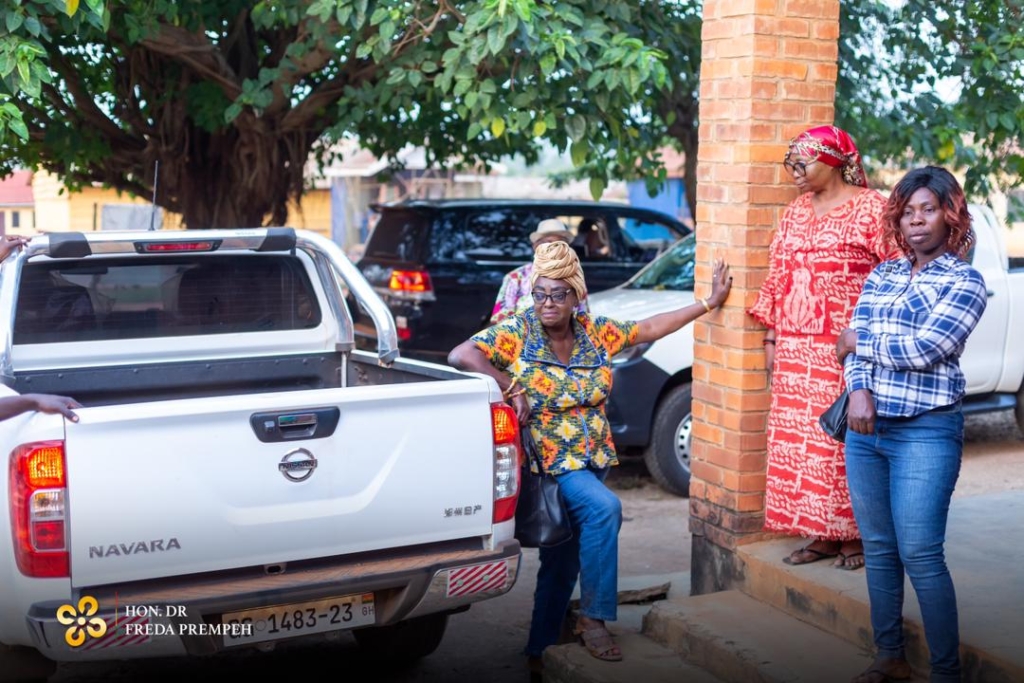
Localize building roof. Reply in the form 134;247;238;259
0;170;33;205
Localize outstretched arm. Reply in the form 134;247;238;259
635;260;731;345
0;235;29;263
0;394;81;422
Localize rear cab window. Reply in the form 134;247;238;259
364;209;431;262
14;255;322;344
436;209;537;261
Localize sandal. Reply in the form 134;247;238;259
835;551;865;571
851;657;912;682
783;541;840;566
573;625;623;662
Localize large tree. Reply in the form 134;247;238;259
3;1;1022;228
0;0;669;227
838;0;1024;199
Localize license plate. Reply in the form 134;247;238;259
221;593;375;647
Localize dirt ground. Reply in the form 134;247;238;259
52;411;1023;682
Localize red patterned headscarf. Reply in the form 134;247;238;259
786;125;868;187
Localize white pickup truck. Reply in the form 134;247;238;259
590;203;1024;496
0;229;521;679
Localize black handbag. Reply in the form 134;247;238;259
514;430;573;548
819;388;850;443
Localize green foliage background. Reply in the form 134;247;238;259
1;0;1021;226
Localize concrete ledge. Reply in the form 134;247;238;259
735;492;1024;683
642;590;879;683
542;630;723;683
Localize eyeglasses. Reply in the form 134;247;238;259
531;289;573;305
783;159;818;176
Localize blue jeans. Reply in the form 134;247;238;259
524;467;622;657
845;404;963;683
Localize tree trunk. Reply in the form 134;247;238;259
156;113;309;229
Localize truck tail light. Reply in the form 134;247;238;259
9;441;69;578
388;269;436;302
491;404;520;524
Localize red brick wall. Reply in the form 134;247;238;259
691;0;840;577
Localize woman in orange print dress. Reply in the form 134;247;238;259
449;241;731;674
748;126;892;571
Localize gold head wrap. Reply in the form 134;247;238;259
530;241;586;303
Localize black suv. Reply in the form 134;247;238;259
353;199;690;361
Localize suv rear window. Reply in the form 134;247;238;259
14;255;321;344
435;209;537;261
364;209;430;261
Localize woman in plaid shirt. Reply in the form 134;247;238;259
836;167;987;683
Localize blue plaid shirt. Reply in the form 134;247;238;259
844;252;987;418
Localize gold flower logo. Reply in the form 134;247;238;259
56;596;107;647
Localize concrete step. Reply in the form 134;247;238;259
642;589;889;683
735;495;1024;683
542;622;725;683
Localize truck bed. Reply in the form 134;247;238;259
12;350;455;407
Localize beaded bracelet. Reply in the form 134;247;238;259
503;376;518;396
698;297;712;313
506;388;527;399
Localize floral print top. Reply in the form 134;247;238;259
471;307;638;474
490;263;590;324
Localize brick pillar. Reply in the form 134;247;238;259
690;0;841;594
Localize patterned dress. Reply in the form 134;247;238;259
748;189;890;540
471;308;637;474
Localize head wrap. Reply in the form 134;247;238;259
787;125;868;187
530;241;586;303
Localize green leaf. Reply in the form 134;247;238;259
23;16;42;37
356;42;373;60
16;59;30;85
224;103;243;123
540;54;556;75
586;71;603;89
565;114;586;142
65;0;80;17
570;140;587;167
465;91;478;108
467;122;483;140
513;0;532;21
533;119;547;137
589;177;606;201
386;69;405;85
6;12;24;33
479;79;497;94
454;79;472;97
408;70;423;87
370;7;389;25
487;26;506;55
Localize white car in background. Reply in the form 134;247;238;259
590;206;1024;497
588;234;700;496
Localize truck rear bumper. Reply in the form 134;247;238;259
25;539;520;661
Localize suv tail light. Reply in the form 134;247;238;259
10;441;69;577
491;404;520;524
388;269;436;302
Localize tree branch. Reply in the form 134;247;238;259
137;24;243;99
48;52;145;151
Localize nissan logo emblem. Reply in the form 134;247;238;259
279;448;317;482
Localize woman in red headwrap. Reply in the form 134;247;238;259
748;125;894;570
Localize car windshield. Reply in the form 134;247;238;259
624;234;696;291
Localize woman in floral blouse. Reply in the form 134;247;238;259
449;241;731;669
